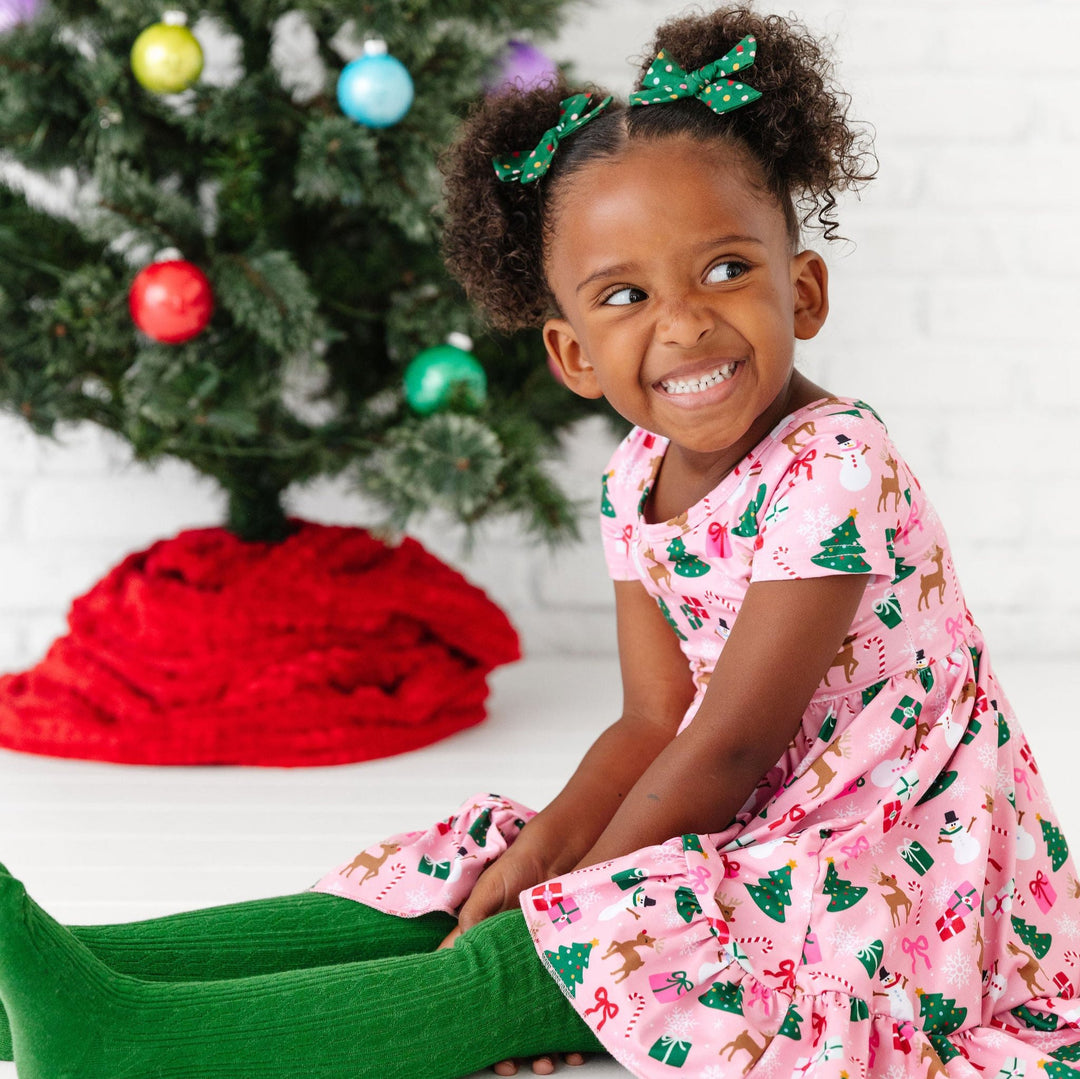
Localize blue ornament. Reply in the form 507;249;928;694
337;39;414;128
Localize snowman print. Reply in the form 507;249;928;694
938;809;981;865
824;433;872;492
875;967;915;1023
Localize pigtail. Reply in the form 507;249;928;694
440;81;600;333
630;7;877;241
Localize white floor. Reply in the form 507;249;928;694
0;653;1076;1078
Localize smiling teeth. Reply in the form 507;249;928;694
661;363;737;395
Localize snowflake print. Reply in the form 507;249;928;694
941;948;976;987
1056;913;1079;938
797;505;836;544
662;904;685;930
654;844;686;865
664;1006;698;1039
826;922;869;957
883;1064;908;1079
702;1067;726;1079
950;775;969;800
983;1028;1007;1050
574;887;601;910
868;726;895;754
404;889;431;912
977;741;999;770
995;765;1013;794
931;881;956;908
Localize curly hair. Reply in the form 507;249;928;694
441;7;876;334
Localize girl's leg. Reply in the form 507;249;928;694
0;865;601;1079
0;889;453;1060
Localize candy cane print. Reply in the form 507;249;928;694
623;992;646;1038
771;545;800;578
374;863;407;903
863;635;886;680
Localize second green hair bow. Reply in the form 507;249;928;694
629;34;761;115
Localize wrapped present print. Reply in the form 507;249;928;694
996;1057;1026;1079
873;591;903;629
893;1020;915;1053
1053;971;1075;999
882;799;902;832
530;881;564;912
802;928;822;965
935;908;966;941
1029;870;1057;914
648;1035;692;1068
548;898;581;929
890;696;922;729
612;867;648;891
898;838;934;875
418;855;451;880
648;970;695;1003
948;880;979;914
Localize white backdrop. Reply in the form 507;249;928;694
1;0;1078;672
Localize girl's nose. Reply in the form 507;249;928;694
656;296;715;347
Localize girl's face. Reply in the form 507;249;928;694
543;135;829;475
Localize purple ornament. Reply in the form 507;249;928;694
486;40;558;95
0;0;40;33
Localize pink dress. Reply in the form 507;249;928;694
313;397;1080;1078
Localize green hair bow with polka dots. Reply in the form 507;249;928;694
629;34;761;115
492;92;613;184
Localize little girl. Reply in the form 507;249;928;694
0;8;1077;1079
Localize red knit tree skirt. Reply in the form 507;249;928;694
0;522;521;766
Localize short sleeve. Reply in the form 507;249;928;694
751;415;906;584
598;429;656;582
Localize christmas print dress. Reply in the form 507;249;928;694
312;397;1080;1079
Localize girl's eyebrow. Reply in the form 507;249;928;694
575;234;767;294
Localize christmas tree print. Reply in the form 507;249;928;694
918;992;967;1063
1011;1004;1059;1031
746;863;794;922
543;940;594;997
601;472;616;518
732;483;767;538
1053;1045;1080;1064
1041;816;1070;872
698;981;744;1013
1011;915;1052;959
467;807;492;846
998;712;1012;746
810;510;873;573
675;886;703;923
666;537;711;578
822;859;868;912
849;997;870;1022
885;528;917;583
915;770;957;806
862;680;888;707
656;598;688;642
1042;1062;1080;1079
778;1002;804;1039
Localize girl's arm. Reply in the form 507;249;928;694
450;579;695;934
574;572;869;867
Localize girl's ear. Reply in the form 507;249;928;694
543;318;604;399
790;251;829;341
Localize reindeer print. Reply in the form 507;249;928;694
804;735;850;798
719;1027;771;1075
873;868;913;927
782;420;817;454
918;544;946;610
1006;942;1046;996
823;634;859;686
878;453;902;512
341;842;400;884
602;931;656;983
641;548;672;592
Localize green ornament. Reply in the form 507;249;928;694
403;334;487;415
131;19;204;94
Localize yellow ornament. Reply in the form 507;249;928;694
130;20;203;94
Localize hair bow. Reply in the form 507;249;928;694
629;34;761;116
492;92;613;184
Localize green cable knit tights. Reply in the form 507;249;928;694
0;864;601;1078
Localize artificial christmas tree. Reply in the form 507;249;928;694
0;0;595;764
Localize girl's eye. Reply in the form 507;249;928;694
603;286;648;306
706;261;748;283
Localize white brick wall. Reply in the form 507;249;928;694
2;1;1077;672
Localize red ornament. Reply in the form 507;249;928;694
128;259;214;343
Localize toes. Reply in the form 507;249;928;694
531;1056;555;1075
493;1060;519;1076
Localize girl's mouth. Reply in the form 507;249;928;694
658;362;738;396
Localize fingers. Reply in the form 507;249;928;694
436;925;462;951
